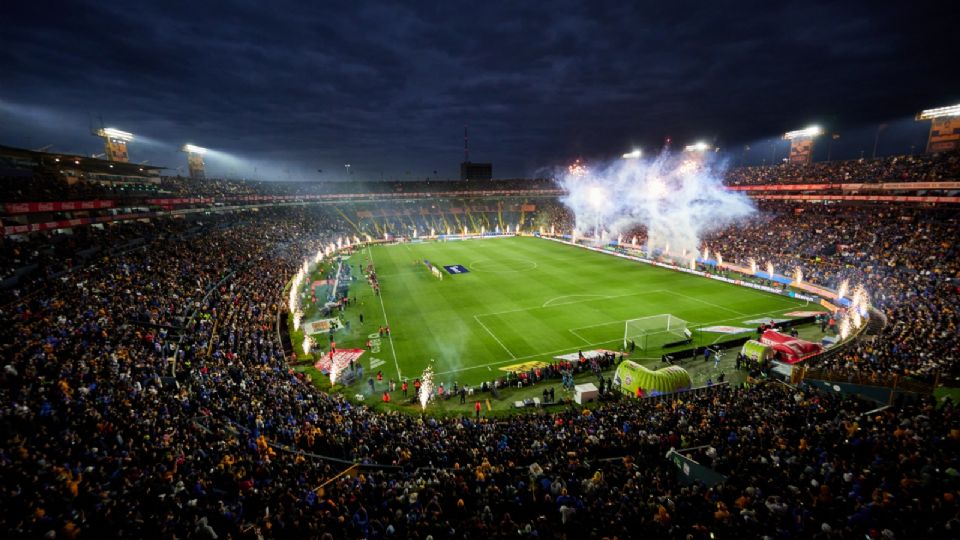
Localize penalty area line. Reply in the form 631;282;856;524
432;305;801;378
473;315;517;359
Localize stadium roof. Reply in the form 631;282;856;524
0;144;166;175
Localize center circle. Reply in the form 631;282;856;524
469;259;538;273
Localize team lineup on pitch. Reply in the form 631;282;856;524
327;235;823;388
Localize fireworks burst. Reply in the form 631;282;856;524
302;334;314;356
567;158;588;177
419;366;435;410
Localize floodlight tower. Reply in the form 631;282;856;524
916;103;960;153
94;127;134;162
783;125;823;164
683;141;711;153
622;148;642;159
181;144;208;179
682;141;712;167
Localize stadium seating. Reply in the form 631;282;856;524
1;171;959;539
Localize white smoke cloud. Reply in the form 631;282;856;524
557;152;755;260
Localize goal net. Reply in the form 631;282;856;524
623;314;690;351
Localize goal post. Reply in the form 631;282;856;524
623;314;690;351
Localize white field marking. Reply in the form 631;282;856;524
664;289;747;317
542;294;608;308
431;305;798;377
476;289;669;320
567;328;592;344
367;247;402;380
473;314;517;359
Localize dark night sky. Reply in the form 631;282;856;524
1;0;957;181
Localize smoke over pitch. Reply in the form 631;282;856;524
557;152;755;260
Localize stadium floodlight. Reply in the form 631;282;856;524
783;125;823;140
917;104;960;120
684;141;710;152
98;127;134;142
622;148;642;159
182;144;208;154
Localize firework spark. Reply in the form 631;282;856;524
419;366;434;410
793;267;803;284
838;316;850;340
330;356;343;386
837;279;849;300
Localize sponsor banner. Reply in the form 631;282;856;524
752;194;960;203
726;183;833;192
819;298;840;312
783;310;826;317
145;197;213;205
726;182;960;193
499;360;550;373
553;349;618;362
314;348;365;374
444;264;469;274
3;199;117;214
743;318;791;325
880;181;960;190
304;318;341;334
701;326;754;334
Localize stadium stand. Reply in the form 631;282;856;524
2;156;960;538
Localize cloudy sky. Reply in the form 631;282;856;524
1;0;957;180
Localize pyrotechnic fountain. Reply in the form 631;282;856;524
766;261;774;278
302;335;313;356
702;246;710;261
793;267;803;284
419;366;434;410
748;258;758;274
838;316;850;340
717;253;723;267
557;151;755;268
330;356;343;386
837;279;849;300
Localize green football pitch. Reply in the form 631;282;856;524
334;236;822;387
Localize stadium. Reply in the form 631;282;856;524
3;3;960;539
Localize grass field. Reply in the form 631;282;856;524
319;236;823;388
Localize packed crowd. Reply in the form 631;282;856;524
702;203;959;383
724;151;960;186
2;198;959;539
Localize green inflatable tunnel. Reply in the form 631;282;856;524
613;360;692;397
